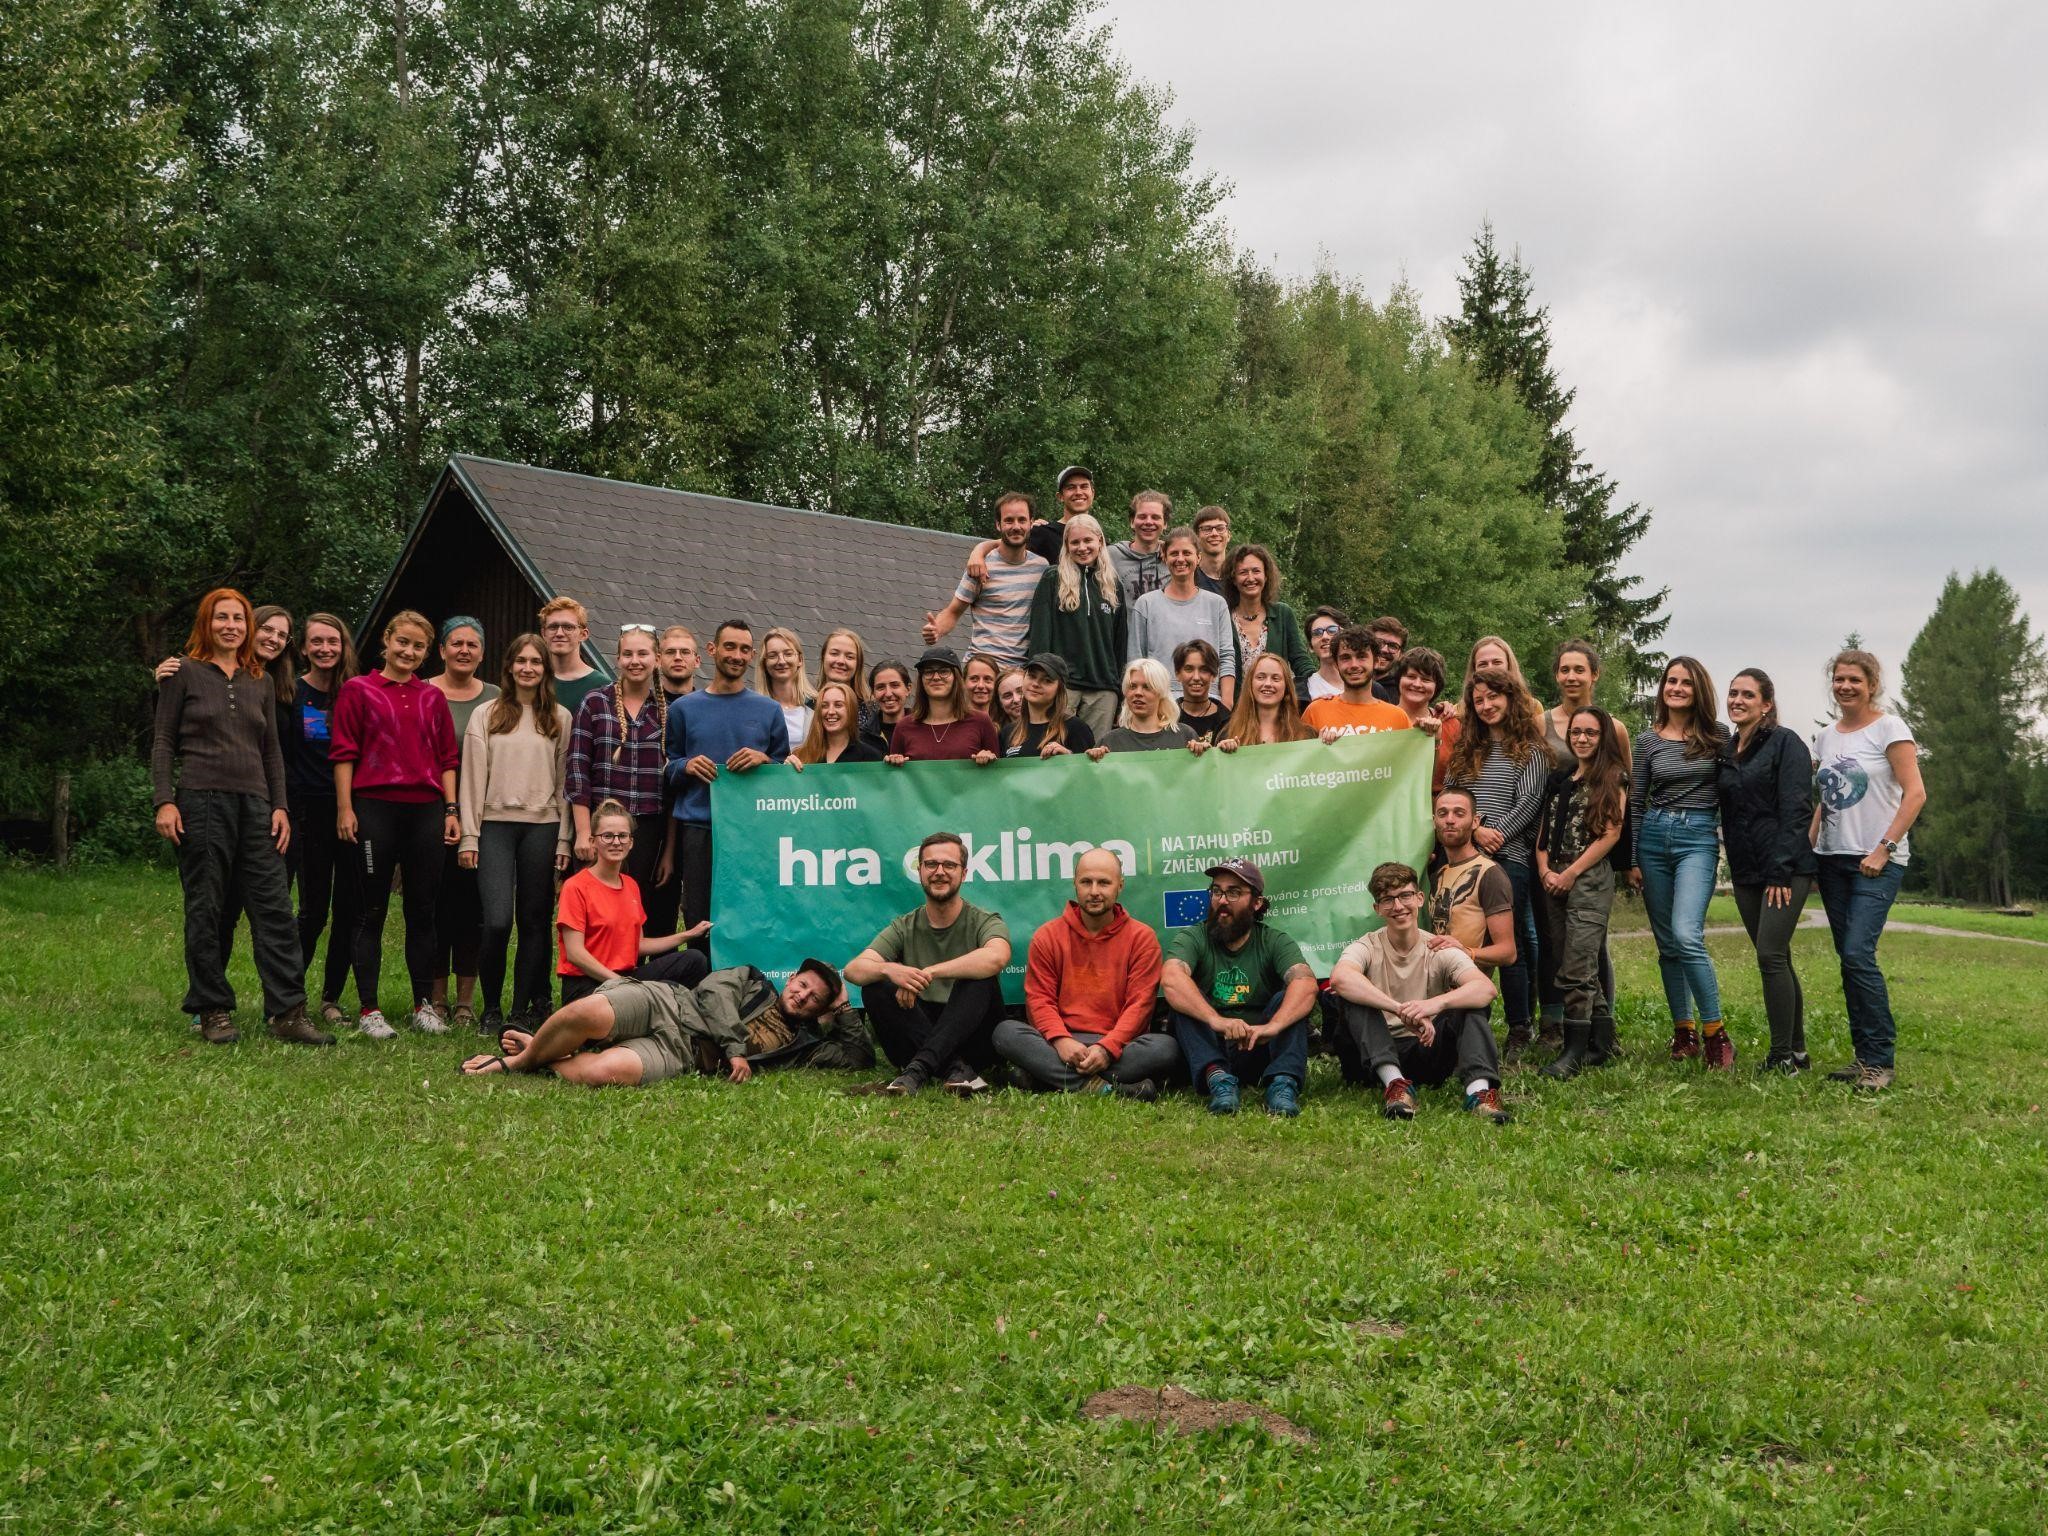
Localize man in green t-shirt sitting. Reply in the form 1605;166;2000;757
1161;858;1319;1116
1327;861;1509;1124
842;830;1013;1095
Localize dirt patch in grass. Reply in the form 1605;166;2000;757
1082;1385;1313;1443
1348;1318;1407;1339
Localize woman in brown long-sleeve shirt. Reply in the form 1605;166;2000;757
152;587;330;1047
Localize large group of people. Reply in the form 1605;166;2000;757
149;466;1929;1105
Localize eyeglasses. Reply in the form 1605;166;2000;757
594;831;633;843
1567;727;1603;739
619;623;656;635
543;621;581;634
1310;626;1339;640
1377;890;1423;907
1373;639;1403;654
921;858;963;872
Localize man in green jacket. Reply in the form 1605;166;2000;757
461;959;846;1085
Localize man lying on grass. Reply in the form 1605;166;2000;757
460;957;844;1086
1326;861;1510;1124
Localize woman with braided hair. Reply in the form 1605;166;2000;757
566;624;678;937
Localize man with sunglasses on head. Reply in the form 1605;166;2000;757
1328;861;1509;1124
1161;858;1318;1117
842;831;1011;1096
662;619;789;960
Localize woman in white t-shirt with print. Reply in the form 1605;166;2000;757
1808;648;1927;1092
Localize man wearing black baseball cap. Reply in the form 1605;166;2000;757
1159;857;1319;1117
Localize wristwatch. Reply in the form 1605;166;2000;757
444;801;460;816
1879;838;1899;855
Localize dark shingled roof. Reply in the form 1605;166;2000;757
441;455;977;667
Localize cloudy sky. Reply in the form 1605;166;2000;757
1102;0;2048;729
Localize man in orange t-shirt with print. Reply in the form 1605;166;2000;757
1302;627;1412;739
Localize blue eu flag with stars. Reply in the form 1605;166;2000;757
1162;889;1210;929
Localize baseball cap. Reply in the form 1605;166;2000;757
793;956;842;1001
1056;465;1094;490
916;644;963;671
1204;858;1265;898
1024;652;1071;682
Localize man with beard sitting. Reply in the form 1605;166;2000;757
841;830;1012;1095
1160;858;1319;1116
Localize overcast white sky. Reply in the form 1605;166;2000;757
1101;0;2048;728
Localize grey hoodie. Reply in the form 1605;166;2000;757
1107;541;1166;605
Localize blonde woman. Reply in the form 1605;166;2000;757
1216;653;1313;751
817;627;878;741
1096;657;1195;754
1024;513;1128;738
757;626;816;747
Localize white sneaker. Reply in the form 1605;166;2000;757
411;1001;450;1035
357;1008;396;1040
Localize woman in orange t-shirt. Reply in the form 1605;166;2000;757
556;799;711;1006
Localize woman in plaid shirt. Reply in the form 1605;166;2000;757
567;625;680;938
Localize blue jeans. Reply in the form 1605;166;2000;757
1636;808;1722;1024
1500;857;1538;1030
1171;994;1309;1088
1815;854;1904;1068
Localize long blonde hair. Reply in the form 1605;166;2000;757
756;626;815;707
818;628;871;706
1053;513;1121;613
1465;634;1528;693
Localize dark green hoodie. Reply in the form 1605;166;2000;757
1025;563;1130;692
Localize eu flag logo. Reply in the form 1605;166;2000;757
1163;889;1209;928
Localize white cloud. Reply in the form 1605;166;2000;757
1103;0;2048;725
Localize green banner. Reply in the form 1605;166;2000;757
709;731;1436;998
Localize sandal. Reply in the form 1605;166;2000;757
460;1053;509;1076
319;1000;348;1028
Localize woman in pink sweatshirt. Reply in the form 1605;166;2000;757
330;609;461;1039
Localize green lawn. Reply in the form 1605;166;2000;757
5;866;2046;1533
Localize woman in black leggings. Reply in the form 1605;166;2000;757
460;634;572;1034
330;609;461;1039
288;613;364;1027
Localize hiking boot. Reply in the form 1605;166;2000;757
1826;1063;1862;1082
1503;1021;1534;1061
1541;1022;1593;1080
449;1002;477;1033
1465;1085;1511;1124
1668;1024;1701;1062
411;1001;450;1035
357;1008;396;1040
1701;1029;1736;1071
1264;1075;1301;1118
881;1064;930;1096
1205;1070;1241;1115
1854;1063;1895;1093
197;1010;239;1046
1381;1077;1417;1121
267;1005;335;1046
1535;1016;1565;1054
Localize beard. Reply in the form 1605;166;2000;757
1206;905;1252;944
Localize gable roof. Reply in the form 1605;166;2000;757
437;456;978;668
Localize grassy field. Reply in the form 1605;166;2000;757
5;867;2046;1533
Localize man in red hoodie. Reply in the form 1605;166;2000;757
994;848;1178;1099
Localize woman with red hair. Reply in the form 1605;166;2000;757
151;588;329;1047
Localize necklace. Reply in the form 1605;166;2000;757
929;718;955;744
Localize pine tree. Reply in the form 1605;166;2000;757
1899;570;2048;905
1446;221;1669;694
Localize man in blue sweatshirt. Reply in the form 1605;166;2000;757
663;619;788;958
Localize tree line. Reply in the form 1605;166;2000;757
3;0;1664;766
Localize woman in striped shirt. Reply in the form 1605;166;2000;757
1626;656;1731;1067
567;625;678;936
1444;666;1550;1056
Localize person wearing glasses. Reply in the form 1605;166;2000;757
1364;616;1410;704
1303;606;1350;702
841;831;1012;1096
1160;858;1319;1118
538;596;605;717
554;800;712;1006
1327;862;1509;1124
